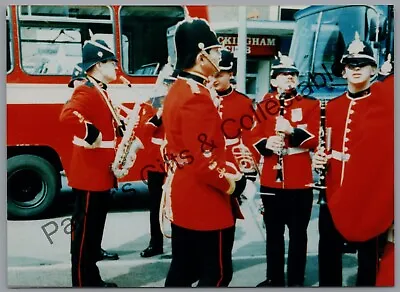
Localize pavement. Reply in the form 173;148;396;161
7;186;358;288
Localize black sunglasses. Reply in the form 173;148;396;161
280;72;298;77
345;62;373;69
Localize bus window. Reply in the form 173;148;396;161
291;5;374;92
289;13;318;83
119;6;185;76
6;6;13;73
313;6;371;86
17;5;114;76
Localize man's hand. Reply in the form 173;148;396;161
231;175;247;199
379;53;393;75
92;132;102;148
312;148;328;169
156;107;163;118
265;135;284;153
275;116;294;135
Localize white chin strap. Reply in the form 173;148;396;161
200;50;220;73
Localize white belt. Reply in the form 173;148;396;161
73;136;115;149
283;147;308;156
151;137;164;145
225;138;239;146
331;150;351;162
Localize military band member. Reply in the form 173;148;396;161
60;39;120;287
252;53;320;287
67;62;119;262
313;33;382;286
136;64;177;258
162;18;247;287
68;63;86;88
213;49;259;187
321;57;394;286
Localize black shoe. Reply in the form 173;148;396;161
98;281;118;287
140;245;163;258
288;283;304;287
256;279;284;287
99;248;119;261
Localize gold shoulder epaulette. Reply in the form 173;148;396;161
186;79;201;94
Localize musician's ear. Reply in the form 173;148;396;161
293;77;299;87
371;65;378;77
342;69;347;79
94;62;102;71
196;53;204;66
270;78;278;88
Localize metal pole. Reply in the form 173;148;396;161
236;6;247;93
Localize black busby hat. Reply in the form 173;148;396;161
174;18;221;70
68;63;86;88
270;51;299;79
219;49;236;74
341;32;377;67
82;39;118;72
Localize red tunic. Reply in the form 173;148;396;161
217;87;259;170
326;79;394;240
252;92;320;189
327;75;394;286
134;102;166;180
60;81;117;191
162;75;237;231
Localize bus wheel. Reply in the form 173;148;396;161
7;154;58;219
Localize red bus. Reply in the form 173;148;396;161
6;5;208;218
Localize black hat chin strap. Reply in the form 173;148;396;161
200;50;220;73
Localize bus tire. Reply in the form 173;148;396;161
7;154;59;219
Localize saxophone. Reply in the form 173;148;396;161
112;60;175;178
111;76;146;178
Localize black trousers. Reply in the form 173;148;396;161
165;223;235;287
70;188;111;287
260;186;313;286
147;171;165;247
318;204;378;286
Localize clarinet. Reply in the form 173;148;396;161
314;99;331;205
274;92;286;183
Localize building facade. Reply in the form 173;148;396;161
208;5;307;100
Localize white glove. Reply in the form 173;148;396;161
156;107;163;118
312;148;328;169
275;116;294;135
265;135;284;153
242;179;257;200
380;54;392;75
